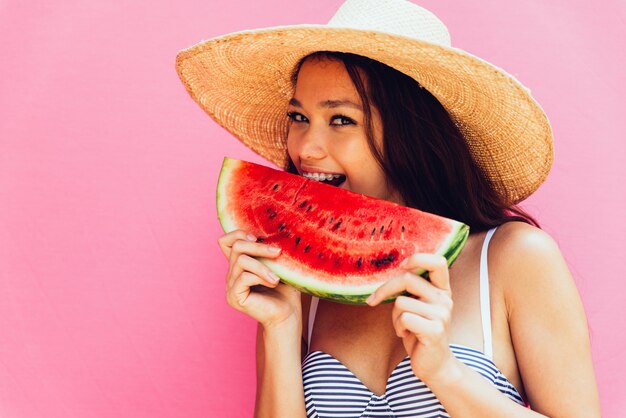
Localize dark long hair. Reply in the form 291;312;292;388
286;51;539;232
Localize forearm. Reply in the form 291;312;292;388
427;360;546;418
255;321;307;418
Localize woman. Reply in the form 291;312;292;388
176;0;600;416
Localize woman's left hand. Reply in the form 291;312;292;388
366;253;460;385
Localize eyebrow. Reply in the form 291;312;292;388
289;97;362;111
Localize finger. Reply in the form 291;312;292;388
366;273;442;306
395;311;445;344
229;239;282;261
392;296;452;327
227;271;276;309
228;239;282;273
228;254;280;288
401;253;450;291
392;298;431;338
218;230;257;257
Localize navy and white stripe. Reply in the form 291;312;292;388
302;344;524;417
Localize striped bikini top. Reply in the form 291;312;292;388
302;227;525;417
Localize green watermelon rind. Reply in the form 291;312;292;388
258;223;469;305
216;157;470;305
216;157;240;233
259;222;469;305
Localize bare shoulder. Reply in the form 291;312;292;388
488;222;600;415
490;220;562;262
488;221;572;293
488;221;583;316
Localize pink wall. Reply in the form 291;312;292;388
1;1;624;416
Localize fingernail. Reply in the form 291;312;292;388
365;294;374;305
268;271;279;283
268;246;281;253
246;234;256;241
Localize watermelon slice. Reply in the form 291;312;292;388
217;157;469;304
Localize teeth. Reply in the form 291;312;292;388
303;172;343;182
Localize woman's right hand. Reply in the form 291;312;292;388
218;230;302;329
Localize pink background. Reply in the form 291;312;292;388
1;0;624;417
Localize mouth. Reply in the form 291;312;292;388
302;171;347;187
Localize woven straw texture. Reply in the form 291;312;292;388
176;3;553;205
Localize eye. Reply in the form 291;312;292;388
330;115;356;126
287;111;307;123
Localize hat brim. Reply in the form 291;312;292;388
176;25;553;204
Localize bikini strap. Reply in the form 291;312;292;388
307;296;320;351
480;227;497;360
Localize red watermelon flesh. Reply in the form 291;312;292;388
217;157;469;304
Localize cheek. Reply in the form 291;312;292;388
337;147;387;190
328;135;366;157
286;135;299;163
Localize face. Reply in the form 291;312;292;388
286;57;396;202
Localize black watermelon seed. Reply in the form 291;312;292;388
307;205;312;212
332;221;342;231
374;260;381;268
295;237;301;245
329;217;334;224
299;200;308;209
380;225;384;233
269;212;277;219
272;183;279;191
278;223;286;231
371;228;376;235
388;253;395;261
304;244;310;253
318;252;324;258
401;225;405;232
357;258;363;268
256;237;265;243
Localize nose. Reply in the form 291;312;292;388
292;124;327;161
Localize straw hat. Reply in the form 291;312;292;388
176;0;553;205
